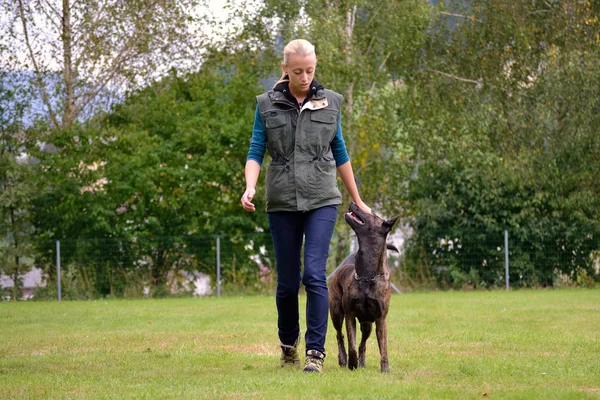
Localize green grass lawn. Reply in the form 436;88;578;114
1;290;599;399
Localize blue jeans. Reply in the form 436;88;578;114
268;205;338;355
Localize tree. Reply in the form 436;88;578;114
0;75;35;300
29;47;276;296
2;0;204;128
400;0;600;287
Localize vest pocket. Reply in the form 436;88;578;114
266;163;293;207
265;113;287;129
313;160;341;201
309;111;337;146
265;112;293;157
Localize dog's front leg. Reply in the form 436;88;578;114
375;318;390;373
358;322;372;368
336;329;347;367
345;314;358;370
330;298;347;367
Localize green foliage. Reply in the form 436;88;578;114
0;75;35;300
28;49;275;297
398;0;600;288
3;0;600;296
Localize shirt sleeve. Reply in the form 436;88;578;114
246;105;267;166
331;111;350;167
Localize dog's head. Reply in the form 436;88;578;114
344;202;399;245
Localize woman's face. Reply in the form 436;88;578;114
282;53;317;96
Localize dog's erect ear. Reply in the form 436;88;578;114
383;215;400;231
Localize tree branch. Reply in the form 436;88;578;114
37;0;62;31
74;41;137;113
439;11;481;22
527;9;552;16
73;0;167;116
71;0;109;42
362;3;385;58
41;0;61;19
17;0;60;129
369;51;392;96
344;3;357;118
354;158;378;176
427;68;483;87
346;3;357;40
70;0;84;10
364;31;377;59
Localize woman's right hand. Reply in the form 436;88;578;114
241;187;256;212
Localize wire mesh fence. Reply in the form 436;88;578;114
396;229;600;290
2;228;599;300
29;233;276;299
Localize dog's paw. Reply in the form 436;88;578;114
348;355;358;370
338;352;347;367
358;352;366;368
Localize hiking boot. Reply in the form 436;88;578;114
303;349;325;373
280;334;301;369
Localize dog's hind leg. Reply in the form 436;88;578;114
375;318;390;373
346;314;359;370
358;322;372;368
330;302;347;367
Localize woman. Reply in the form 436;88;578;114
241;39;371;373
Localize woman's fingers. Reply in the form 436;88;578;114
241;188;256;212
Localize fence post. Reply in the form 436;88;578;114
56;240;61;301
504;230;509;291
216;236;221;298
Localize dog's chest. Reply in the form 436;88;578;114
345;291;388;323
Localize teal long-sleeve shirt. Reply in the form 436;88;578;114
246;105;350;167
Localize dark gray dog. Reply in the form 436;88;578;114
328;202;399;373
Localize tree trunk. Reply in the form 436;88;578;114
344;4;356;118
151;246;167;296
10;208;20;301
62;0;76;127
334;3;358;267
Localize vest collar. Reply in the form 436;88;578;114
301;97;329;112
270;80;327;107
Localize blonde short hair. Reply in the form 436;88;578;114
276;39;316;85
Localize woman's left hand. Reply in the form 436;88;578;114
336;161;372;215
357;200;372;215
